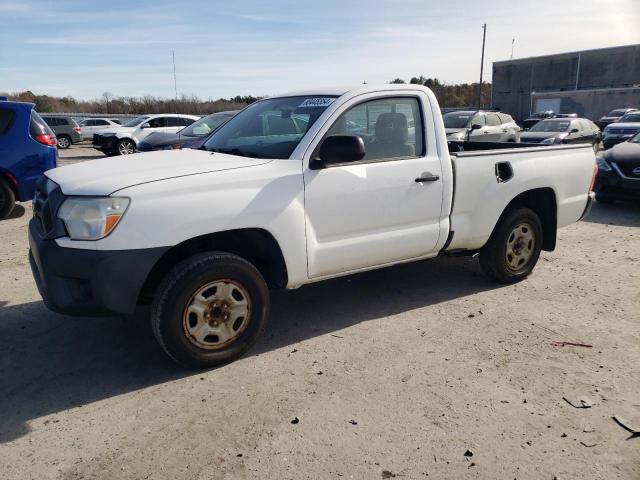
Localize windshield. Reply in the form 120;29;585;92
607;109;628;117
180;112;235;137
123;116;149;127
530;120;570;132
203;96;337;159
619;113;640;123
443;112;474;129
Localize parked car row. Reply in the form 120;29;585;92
443;109;600;149
602;110;640;149
38;112;240;157
91;114;200;156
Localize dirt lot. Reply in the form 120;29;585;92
1;146;639;479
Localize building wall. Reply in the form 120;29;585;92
492;44;640;121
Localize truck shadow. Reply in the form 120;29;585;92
0;256;496;443
582;201;640;227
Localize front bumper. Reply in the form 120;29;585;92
603;136;633;149
92;134;118;152
595;169;640;201
28;220;168;316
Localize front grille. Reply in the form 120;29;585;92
32;177;67;239
521;137;545;143
608;128;640;136
614;162;640;178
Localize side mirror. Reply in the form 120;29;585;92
140;122;150;129
570;128;579;133
470;124;482;131
313;135;365;169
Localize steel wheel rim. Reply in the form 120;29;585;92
58;137;70;148
119;141;134;155
182;279;252;350
505;222;535;272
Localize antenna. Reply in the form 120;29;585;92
511;38;515;59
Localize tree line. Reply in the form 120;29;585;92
389;76;492;108
1;91;261;115
3;78;491;114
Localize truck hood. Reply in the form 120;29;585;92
445;128;467;136
95;126;136;136
46;149;271;196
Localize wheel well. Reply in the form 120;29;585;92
138;228;288;305
505;188;557;251
0;173;18;198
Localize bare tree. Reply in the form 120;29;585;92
102;92;113;114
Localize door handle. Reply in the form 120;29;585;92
415;173;440;183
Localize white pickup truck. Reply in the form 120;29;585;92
28;85;596;367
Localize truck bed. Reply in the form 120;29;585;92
445;142;595;252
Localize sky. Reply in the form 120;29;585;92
0;0;639;100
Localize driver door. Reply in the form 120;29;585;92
303;95;444;279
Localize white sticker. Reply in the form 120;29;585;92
298;97;335;108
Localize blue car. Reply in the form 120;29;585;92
0;98;58;219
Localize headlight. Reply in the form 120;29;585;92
540;137;558;144
58;197;130;240
596;154;612;172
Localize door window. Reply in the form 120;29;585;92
148;117;168;128
326;97;424;161
167;117;185;127
470;113;485;126
95;119;109;126
485;113;501;126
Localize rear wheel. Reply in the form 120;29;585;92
151;252;270;368
479;206;543;284
0;178;16;220
117;138;136;155
57;135;71;149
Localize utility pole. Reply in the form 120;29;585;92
511;38;515;59
478;23;486;109
172;50;178;101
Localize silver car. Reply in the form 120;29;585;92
444;110;521;142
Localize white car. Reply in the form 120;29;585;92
29;85;595;367
92;114;200;156
77;118;121;140
444;110;521;142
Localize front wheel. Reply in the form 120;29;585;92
151;252;270;368
0;179;16;220
116;138;136;155
479;206;543;284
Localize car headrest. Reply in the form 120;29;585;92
375;113;408;144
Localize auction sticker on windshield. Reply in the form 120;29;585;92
299;98;336;108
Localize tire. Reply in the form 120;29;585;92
479;206;543;284
151;252;270;368
0;178;16;220
57;135;71;149
116;138;135;155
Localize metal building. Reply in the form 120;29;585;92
492;44;640;122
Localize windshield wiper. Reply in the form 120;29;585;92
210;147;260;158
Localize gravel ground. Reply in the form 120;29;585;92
0;146;639;479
